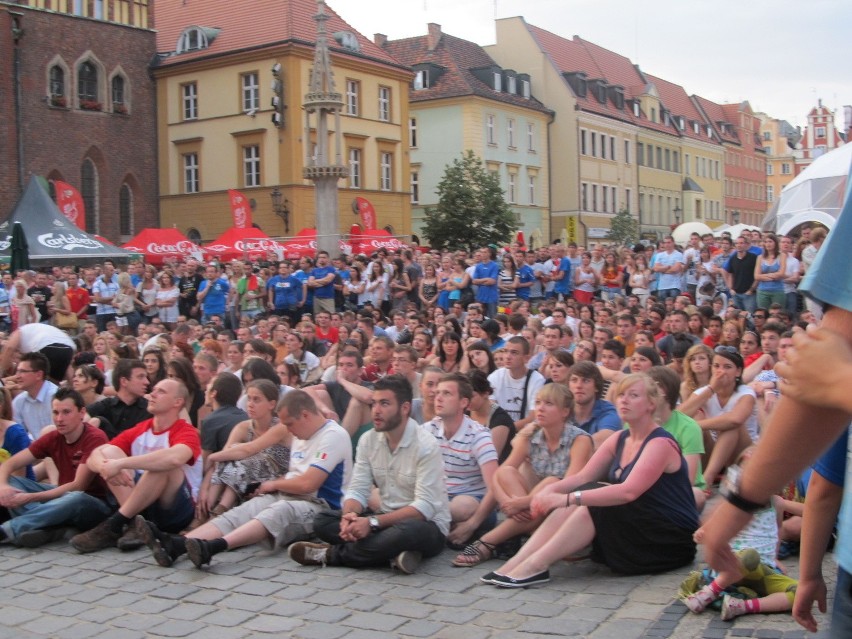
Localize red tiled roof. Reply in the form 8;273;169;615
692;95;741;145
642;73;716;144
153;0;405;70
382;32;551;114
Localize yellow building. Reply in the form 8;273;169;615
152;0;412;242
756;112;800;213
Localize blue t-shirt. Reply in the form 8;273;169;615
267;275;304;309
575;399;622;435
516;264;536;301
473;260;499;304
554;257;573;294
198;277;229;316
3;423;35;480
311;265;336;299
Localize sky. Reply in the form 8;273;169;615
335;0;852;130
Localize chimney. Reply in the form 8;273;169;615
374;33;387;48
427;23;442;51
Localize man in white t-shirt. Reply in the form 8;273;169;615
653;236;685;300
779;235;801;317
488;336;544;430
136;390;352;568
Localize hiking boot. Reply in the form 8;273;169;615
185;537;215;569
390;550;422;574
70;519;121;554
117;525;145;551
134;515;182;567
288;541;330;566
17;527;70;548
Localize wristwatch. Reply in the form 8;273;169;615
368;516;381;533
719;464;769;513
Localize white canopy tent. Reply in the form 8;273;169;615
773;144;851;235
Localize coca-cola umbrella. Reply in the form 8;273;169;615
280;228;351;259
122;228;203;266
203;227;285;262
349;228;405;255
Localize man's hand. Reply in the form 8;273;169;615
339;513;370;542
447;518;478;546
4;491;35;508
792;575;827;632
777;327;852;410
0;485;22;507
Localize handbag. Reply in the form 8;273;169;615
56;310;77;329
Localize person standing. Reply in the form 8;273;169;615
91;261;119;332
197;264;230;325
472;247;500;319
724;237;759;313
652;236;684;301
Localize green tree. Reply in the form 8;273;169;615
607;208;639;246
422;150;517;251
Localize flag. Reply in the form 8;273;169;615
54;180;85;230
353;196;377;230
228;189;252;228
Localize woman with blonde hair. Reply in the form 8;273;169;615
49;280;76;333
10;279;37;329
680;344;714;403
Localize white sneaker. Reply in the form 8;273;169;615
288;541;330;566
390;550;422;574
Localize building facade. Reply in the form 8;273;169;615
0;1;158;241
382;24;552;245
153;0;412;243
795;100;845;174
756;112;799;212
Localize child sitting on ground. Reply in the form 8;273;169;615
680;447;798;621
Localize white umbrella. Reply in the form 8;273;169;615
672;222;712;245
714;223;760;238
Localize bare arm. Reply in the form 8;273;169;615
208;423;290;463
696;394;755;432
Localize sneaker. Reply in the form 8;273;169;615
185;538;214;569
390;550;422;574
70;519;121;554
16;527;70;548
116;526;145;552
134;516;181;567
490;570;550;588
683;586;717;613
288;541;330;566
720;594;746;621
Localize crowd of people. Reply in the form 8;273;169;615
0;223;840;629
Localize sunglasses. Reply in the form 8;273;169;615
714;345;738;355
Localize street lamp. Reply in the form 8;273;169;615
732;210;740;225
270;187;290;234
673;206;682;225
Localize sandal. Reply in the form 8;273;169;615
452;539;497;567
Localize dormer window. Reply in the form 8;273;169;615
176;26;218;54
333;31;361;52
632;101;640;117
522;79;530;99
493;72;502;92
678;116;685;131
693;121;700;134
706;125;713;138
507;75;516;94
414;69;429;90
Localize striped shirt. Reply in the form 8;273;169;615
421;415;497;497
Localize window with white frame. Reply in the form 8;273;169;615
767;185;774;202
624;139;631;164
527;123;535;151
345;79;359;116
183;153;199;193
243;145;260;187
241;73;259;112
781;162;791;175
380;152;392;191
493;72;502;92
522;79;530;98
591;185;598;212
581;129;587;155
590;132;597;157
486;114;495;145
601;135;607;160
182;82;197;120
378;86;391;122
409;117;417;148
816;126;826;138
507;173;516;204
610;136;616;161
766;163;773;175
610;187;617;213
528;175;535;205
507;119;515;148
348;148;361;188
507;75;516;94
625;188;631;213
410;171;419;204
602;185;608;212
581;183;588;210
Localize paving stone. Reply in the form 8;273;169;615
43;600;95;617
473;611;523;629
587;618;655;639
181;588;230;605
146;620;207;637
52;621;106;639
151;583;202;600
519;617;598;635
341;612;407;632
470;597;523;612
127;597;182;615
241;614;303;633
422;591;480;607
161;603;218;621
0;606;41;625
701;629;728;638
730;630;756;637
396;619;446;637
291;623;350;639
231;579;285;596
21;614;80;635
429;607;482;624
218;593;274;612
202;609;259;627
375;600;436;619
344;594;386;612
76;606;126;624
754;631;784;638
263;599;319;617
300;605;352;624
181;627;250;639
432;626;493;639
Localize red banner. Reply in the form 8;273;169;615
228;189;252;229
54;180;85;230
353;196;377;230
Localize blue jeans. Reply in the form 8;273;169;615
657;288;680;301
2;477;113;541
732;292;756;313
832;567;852;638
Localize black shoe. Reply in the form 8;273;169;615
479;571;504;585
134;515;181;567
491;570;550;588
185;537;214;569
17;527;70;548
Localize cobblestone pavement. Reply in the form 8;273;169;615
0;537;834;639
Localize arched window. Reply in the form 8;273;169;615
186;228;202;243
176;27;211;53
119;183;132;236
81;159;98;233
78;61;98;105
49;66;65;98
112;75;126;112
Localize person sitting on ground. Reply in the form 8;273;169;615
466;370;516;464
288;375;449;575
0;389;112;547
482;374;698;588
421;373;499;548
199;380;291;526
567;361;621;448
85;358;151;439
69;378;202;553
453;384;592;567
488;336;545;432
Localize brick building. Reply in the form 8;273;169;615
0;1;158;242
